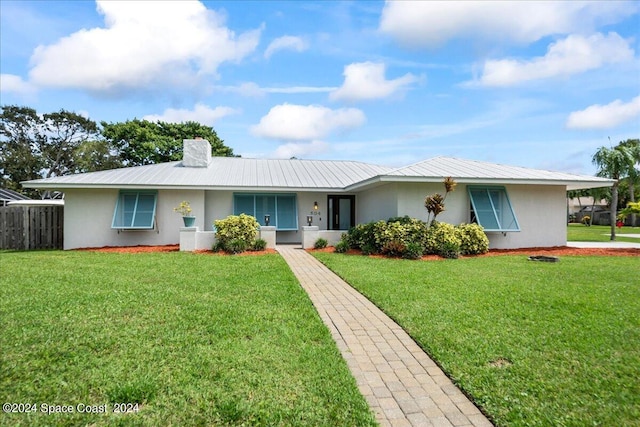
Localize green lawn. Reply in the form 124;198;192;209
0;251;376;427
313;252;640;427
567;223;640;243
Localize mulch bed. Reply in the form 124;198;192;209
77;245;277;255
79;245;638;257
309;246;638;258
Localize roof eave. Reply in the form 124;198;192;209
21;182;350;193
346;175;615;191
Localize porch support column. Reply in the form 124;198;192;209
301;226;319;249
180;226;198;251
259;226;276;249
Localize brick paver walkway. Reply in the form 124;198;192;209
277;245;493;427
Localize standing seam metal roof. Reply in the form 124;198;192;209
22;156;614;191
23;157;392;189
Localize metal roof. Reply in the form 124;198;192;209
0;188;31;203
23;157;392;192
346;157;614;191
22;156;613;192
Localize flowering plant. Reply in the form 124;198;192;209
174;201;192;216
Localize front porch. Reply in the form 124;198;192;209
179;225;346;251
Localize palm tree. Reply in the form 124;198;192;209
618;139;640;226
592;143;634;240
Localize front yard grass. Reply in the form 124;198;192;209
313;252;640;427
567;223;640;243
0;251;376;427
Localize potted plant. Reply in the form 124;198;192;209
174;201;196;227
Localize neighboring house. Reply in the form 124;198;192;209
567;196;608;215
23;139;614;250
567;196;610;225
0;188;31;206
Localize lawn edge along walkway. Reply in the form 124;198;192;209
277;245;493;427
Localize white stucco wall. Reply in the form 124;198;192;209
356;184;398;223
64;183;568;250
63;188;205;249
204;190;233;231
394;182;469;225
357;182;568;249
485;185;567;249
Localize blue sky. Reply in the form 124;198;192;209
1;1;639;175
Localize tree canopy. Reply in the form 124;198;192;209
1;105;100;197
1;105;236;197
101;119;235;167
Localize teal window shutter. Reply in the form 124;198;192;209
234;194;255;216
276;195;297;230
233;193;298;230
112;191;157;229
468;186;519;232
255;195;276;226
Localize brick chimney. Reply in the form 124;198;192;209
182;138;211;167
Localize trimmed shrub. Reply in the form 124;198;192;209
425;221;461;257
346;221;382;252
225;238;247;254
345;217;428;255
381;240;406;257
403;242;423;260
334;240;349;253
439;240;460;259
457;223;489;255
251;238;267;251
361;243;377;256
343;217;492;260
314;238;328;249
212;240;225;253
214;214;259;254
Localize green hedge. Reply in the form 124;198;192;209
213;214;260;254
343;216;489;259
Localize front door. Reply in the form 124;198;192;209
328;195;355;230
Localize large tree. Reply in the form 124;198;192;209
73;139;123;173
1;105;100;197
101;119;235;166
40;110;100;177
0;106;43;195
592;142;635;240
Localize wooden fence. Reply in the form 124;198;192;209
0;205;64;250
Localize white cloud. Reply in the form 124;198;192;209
251;104;366;141
330;62;419;102
264;35;307;59
142;103;239;125
474;33;634;87
0;74;37;95
273;140;329;159
27;0;261;93
265;86;336;94
566;95;640;129
380;1;636;47
215;82;336;97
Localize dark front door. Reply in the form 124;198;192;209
328;195;355;230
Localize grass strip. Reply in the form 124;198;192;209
313;252;639;427
0;251;376;427
567;223;639;243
